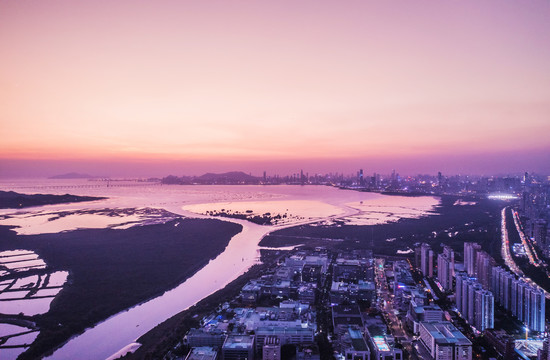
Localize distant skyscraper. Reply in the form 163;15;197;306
534;220;548;253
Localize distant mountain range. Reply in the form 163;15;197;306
162;171;260;185
49;172;99;179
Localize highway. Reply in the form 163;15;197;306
501;207;550;299
512;209;541;267
501;207;524;276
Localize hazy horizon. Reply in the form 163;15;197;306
1;1;549;178
1;146;549;179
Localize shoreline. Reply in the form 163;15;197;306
0;190;106;210
0;217;242;360
127;249;290;359
127;194;505;359
0;188;490;359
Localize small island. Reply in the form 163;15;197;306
0;190;106;209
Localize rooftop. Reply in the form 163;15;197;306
223;335;255;349
373;336;390;352
421;321;471;346
348;328;369;352
186;347;218;360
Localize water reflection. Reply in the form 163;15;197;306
183;199;346;226
0;250;68;360
0;208;178;236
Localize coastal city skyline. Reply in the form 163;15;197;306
1;1;550;359
1;0;549;178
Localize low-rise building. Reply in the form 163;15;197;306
330;280;375;305
332;305;364;329
364;317;403;360
406;300;445;334
221;335;255;360
342;327;370;360
419;321;472;360
262;335;281;360
185;328;227;349
483;329;516;360
185;347;218;360
255;326;314;353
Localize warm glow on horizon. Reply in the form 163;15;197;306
1;0;549;176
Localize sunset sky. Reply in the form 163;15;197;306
1;0;549;177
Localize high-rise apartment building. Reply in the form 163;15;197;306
474;289;494;331
464;243;481;276
437;246;454;291
526;285;545;332
475;251;495;290
491;266;546;332
420;243;433;277
456;272;494;332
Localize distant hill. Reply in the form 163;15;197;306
49;172;99;179
0;191;106;209
161;171;260;185
196;171;259;183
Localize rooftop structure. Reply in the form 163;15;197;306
255;326;314;353
332;305;363;328
222;335;255;360
184;328;227;349
364;316;402;360
185;347;218;360
341;326;370;360
419;321;472;360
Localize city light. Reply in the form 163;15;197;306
488;193;519;200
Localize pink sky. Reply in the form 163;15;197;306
1;1;549;177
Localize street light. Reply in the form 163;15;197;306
525;326;529;340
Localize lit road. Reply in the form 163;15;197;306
374;259;416;359
501;207;550;299
512;209;541;267
501;207;523;276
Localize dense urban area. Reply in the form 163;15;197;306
147;172;550;360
